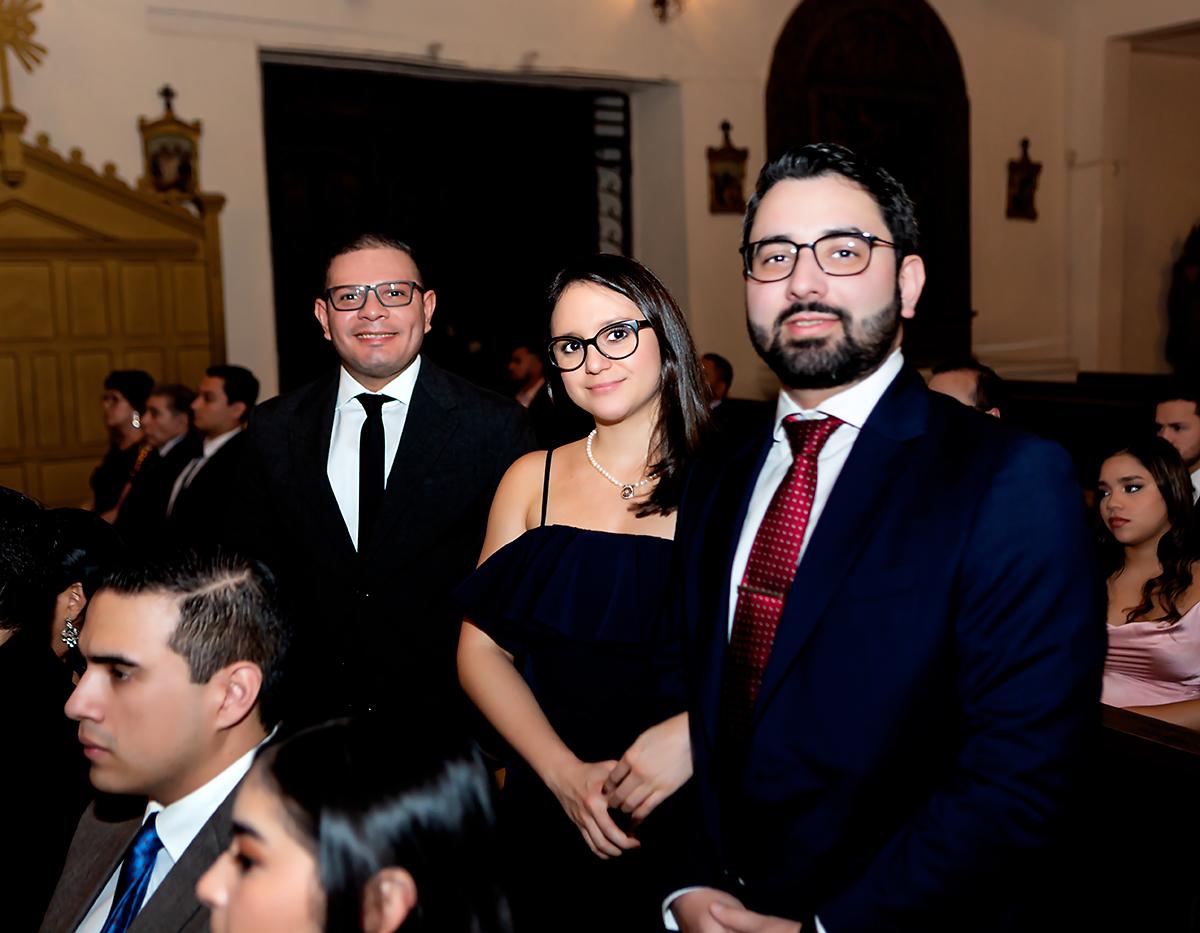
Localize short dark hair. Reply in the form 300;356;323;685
257;719;511;933
324;233;423;288
931;358;1008;414
0;487;52;631
742;143;920;265
149;383;196;417
1156;381;1200;412
702;352;734;390
205;365;259;416
100;551;288;727
104;370;155;415
548;254;711;517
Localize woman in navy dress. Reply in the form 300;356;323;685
456;254;711;931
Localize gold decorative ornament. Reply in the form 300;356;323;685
0;0;45;110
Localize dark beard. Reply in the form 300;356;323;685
748;290;901;390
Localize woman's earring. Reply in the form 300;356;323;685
60;616;80;649
131;411;141;430
546;383;554;403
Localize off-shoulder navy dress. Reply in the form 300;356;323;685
455;453;688;931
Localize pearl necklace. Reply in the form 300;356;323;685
586;429;656;500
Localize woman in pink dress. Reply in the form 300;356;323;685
1099;436;1200;727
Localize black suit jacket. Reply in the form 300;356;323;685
115;433;201;549
237;360;535;725
39;789;236;933
709;396;774;451
165;430;248;552
673;366;1105;931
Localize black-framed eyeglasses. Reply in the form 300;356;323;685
324;280;426;312
547;319;655;372
740;232;895;282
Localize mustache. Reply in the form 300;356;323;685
773;301;849;331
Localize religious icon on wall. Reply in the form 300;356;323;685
707;121;748;214
138;84;202;201
1006;138;1041;221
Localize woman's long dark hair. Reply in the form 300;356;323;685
256;720;511;933
547;254;711;517
1099;436;1199;624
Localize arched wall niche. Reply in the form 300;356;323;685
766;0;971;366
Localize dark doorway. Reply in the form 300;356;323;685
261;58;630;392
766;0;970;366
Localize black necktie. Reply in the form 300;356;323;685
356;393;393;549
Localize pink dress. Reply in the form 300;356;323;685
1102;601;1200;707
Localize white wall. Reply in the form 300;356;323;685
10;0;1199;399
1121;51;1200;373
1064;0;1200;372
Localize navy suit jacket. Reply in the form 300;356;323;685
673;366;1105;931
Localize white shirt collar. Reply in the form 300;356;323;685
200;426;242;459
772;348;904;439
158;433;186;457
335;356;422;411
142;731;273;864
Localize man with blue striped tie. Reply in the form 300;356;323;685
39;551;287;933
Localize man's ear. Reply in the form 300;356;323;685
212;661;264;729
897;254;926;320
314;298;333;341
361;867;417;933
421;289;436;335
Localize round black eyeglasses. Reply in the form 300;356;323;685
325;281;425;312
547;319;655;372
740;232;895;282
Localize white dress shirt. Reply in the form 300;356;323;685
326;359;421;550
665;350;905;933
1190;467;1200;504
165;426;244;516
157;433;186;458
75;739;264;933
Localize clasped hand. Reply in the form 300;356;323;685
547;713;692;859
603;712;692;823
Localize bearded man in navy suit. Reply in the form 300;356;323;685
664;145;1104;933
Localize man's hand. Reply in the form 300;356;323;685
708;903;803;932
671;888;747;933
603;712;692;823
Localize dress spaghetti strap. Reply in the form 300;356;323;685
540;448;553;528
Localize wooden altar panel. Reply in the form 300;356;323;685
0;130;226;506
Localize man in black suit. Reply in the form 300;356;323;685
115;384;199;547
40;550;286;933
702;351;773;448
666;145;1103;932
165;366;258;550
238;234;534;725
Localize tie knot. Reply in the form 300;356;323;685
782;414;843;458
128;813;164;872
356;393;394;417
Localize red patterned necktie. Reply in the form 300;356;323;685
721;414;843;738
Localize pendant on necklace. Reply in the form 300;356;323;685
620;484;635;500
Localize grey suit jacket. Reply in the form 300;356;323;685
39;789;235;933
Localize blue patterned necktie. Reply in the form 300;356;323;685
100;812;164;933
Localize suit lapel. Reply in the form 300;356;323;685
362;361;457;554
753;368;929;719
695;432;773;753
42;802;142;932
130;790;237;932
295;376;357;562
